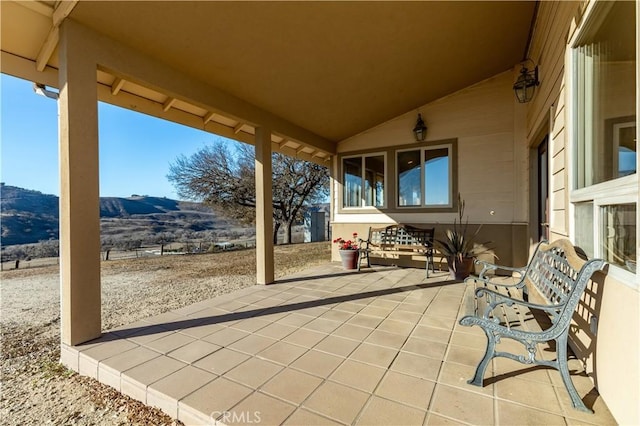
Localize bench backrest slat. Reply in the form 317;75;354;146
367;224;434;249
525;240;604;331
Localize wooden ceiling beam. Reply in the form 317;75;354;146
233;122;245;134
111;77;125;95
1;51;58;87
36;28;60;72
277;144;329;165
163;97;176;112
97;82;255;146
35;1;78;72
312;151;328;160
203;111;216;124
52;1;78;26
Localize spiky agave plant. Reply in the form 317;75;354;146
435;194;493;271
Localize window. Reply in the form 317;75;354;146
397;150;421;206
574;202;594;257
397;145;452;208
342;154;385;208
612;120;637;179
574;1;636;188
424;148;450;205
572;0;637;281
601;204;636;274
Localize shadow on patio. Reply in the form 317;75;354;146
62;264;615;425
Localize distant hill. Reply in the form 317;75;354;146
0;184;241;246
1;185;60;245
1;184;60;217
99;196;180;217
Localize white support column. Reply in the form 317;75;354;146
255;127;274;285
58;22;101;345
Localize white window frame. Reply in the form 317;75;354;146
572;179;637;284
568;0;638;287
341;152;387;210
612;121;637;178
396;143;453;209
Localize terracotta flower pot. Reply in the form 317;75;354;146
339;249;359;270
446;256;474;280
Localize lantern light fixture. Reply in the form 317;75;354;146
413;113;427;142
513;59;540;103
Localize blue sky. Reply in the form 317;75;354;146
1;74;230;199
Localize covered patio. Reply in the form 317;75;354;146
2;1;637;424
0;0;538;344
62;265;615;425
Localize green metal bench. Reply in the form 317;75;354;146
459;239;605;413
358;224;434;277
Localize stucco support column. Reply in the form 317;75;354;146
255;127;274;284
58;23;101;345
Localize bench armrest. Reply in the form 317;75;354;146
476;259;526;277
465;260;527;288
458;314;559;349
474;287;563;319
358;238;375;249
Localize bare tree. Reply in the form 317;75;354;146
118;238;142;252
35;240;59;258
168;141;329;244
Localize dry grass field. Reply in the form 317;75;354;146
0;242;331;425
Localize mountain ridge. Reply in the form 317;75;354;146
1;184;227;246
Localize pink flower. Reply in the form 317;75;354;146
333;235;359;250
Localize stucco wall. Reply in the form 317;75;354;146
594;278;640;423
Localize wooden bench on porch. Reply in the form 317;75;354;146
358;224;435;277
459;239;605;413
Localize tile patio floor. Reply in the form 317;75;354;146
61;264;616;425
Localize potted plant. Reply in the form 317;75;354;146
435;195;493;280
333;233;360;270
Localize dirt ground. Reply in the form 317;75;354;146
0;242;331;425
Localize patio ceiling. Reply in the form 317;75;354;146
1;1;535;156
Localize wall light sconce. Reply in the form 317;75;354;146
513;59;540;103
413;113;427;142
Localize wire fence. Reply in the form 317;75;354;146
0;239;258;271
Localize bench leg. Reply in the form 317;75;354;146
357;250;370;272
425;258;429;279
425;253;434;279
468;330;496;386
557;336;593;413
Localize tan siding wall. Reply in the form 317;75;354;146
336;71;520;223
528;2;579;134
551;124;568;237
331;222;527;271
528;2;581;239
333;71;528;267
526;1;640;424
